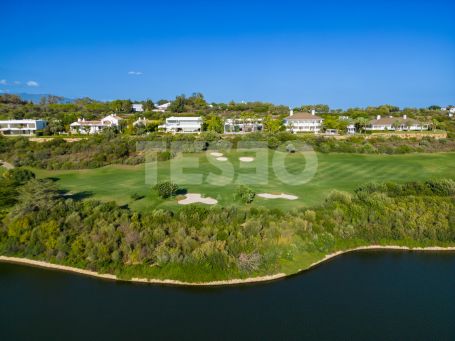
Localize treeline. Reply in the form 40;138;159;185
0;172;454;282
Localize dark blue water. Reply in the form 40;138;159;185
1;251;454;340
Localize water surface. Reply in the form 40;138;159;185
1;251;454;340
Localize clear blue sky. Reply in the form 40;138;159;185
1;0;454;108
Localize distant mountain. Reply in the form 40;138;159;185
12;93;74;104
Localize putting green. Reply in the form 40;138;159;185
32;151;455;212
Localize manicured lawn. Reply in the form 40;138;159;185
32;151;455;212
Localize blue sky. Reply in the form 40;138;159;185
1;0;454;108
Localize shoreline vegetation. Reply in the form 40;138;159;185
1;169;455;285
2;245;455;286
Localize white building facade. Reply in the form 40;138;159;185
158;116;202;133
0;119;47;136
347;124;356;134
70;114;123;134
132;103;144;112
153;102;171;112
284;110;323;133
365;115;429;131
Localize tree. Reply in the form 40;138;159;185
236;186;256;203
143;99;155;111
169;95;186;113
188;92;207;109
322;116;339;130
355;117;369;132
43;120;65;135
204;115;223;133
263;116;283;133
0;94;25;104
3;169;35;185
110;99;132;113
299;104;330;113
392;120;402;130
154;181;179;199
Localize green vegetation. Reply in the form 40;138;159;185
29;151;455;211
236;186;256;204
0;175;454;282
154;181;179;199
1;94;455;282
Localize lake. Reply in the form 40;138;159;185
1;251;454;340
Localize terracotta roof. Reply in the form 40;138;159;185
368;117;420;126
285;112;323;120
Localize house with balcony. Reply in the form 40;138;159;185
158;116;202;133
224;118;263;134
70;114;123;134
0;119;47;136
284;110;323;133
364;115;430;131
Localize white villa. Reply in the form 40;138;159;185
158;116;202;133
364;115;430;131
224;118;263;134
284;110;323;133
153;102;171;112
132;103;144;112
70;114;123;134
0;119;47;136
347;124;356;134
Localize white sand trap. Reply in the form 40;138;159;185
216;157;228;161
178;193;218;205
257;193;299;200
239;157;255;162
210;152;223;157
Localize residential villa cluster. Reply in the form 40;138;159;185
0;102;452;137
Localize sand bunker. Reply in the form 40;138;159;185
239;157;255;162
178;193;218;205
257;193;298;200
216;157;228;161
210;152;223;157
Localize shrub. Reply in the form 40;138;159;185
3;168;35;185
236;185;256;204
153;181;179;199
157;151;173;161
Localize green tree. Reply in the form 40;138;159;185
143;99;155;111
154;181;179;199
204;115;223;133
263;116;283;133
169;95;186;113
188;92;207;109
236;186;256;203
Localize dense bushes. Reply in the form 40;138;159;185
154;181;179;199
0;135;144;170
236;186;256;204
0;178;454;281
